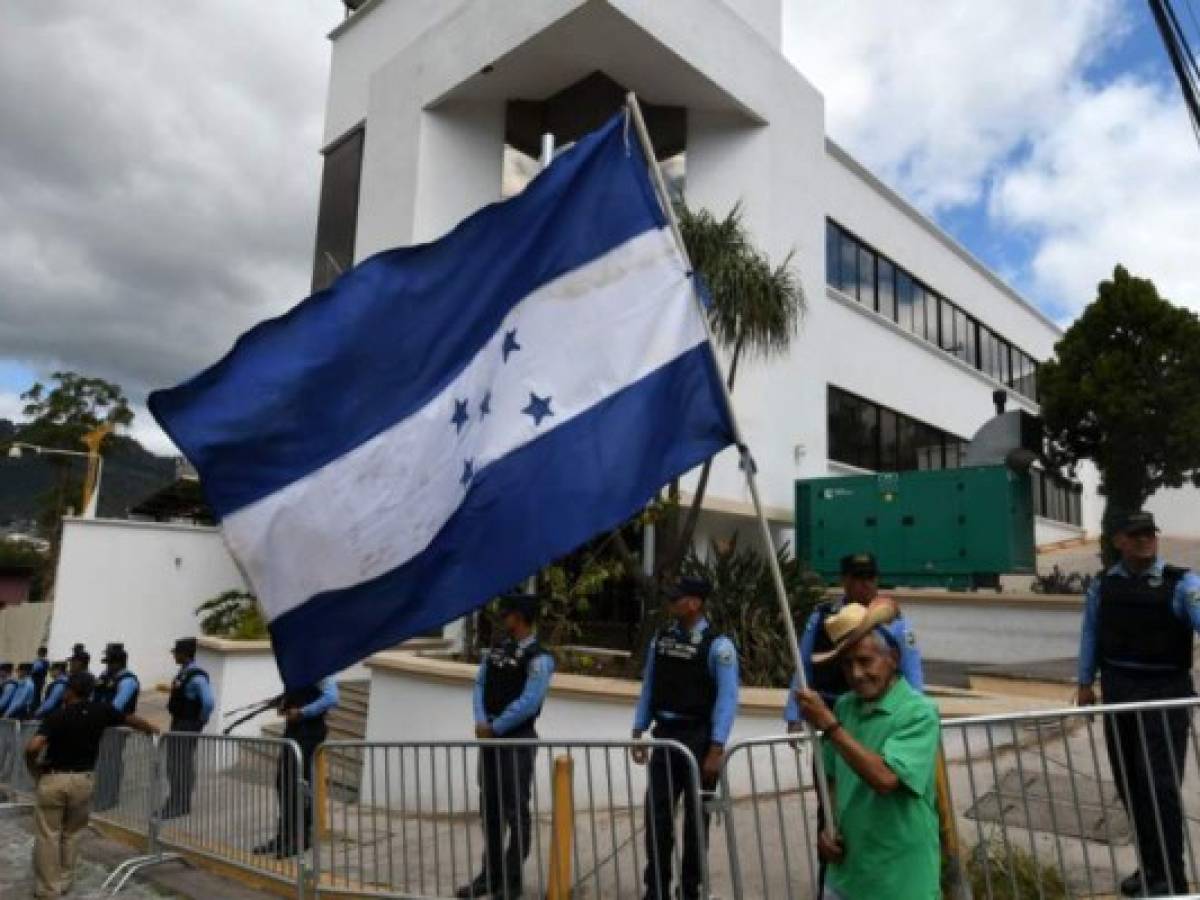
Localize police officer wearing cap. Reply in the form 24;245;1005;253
254;675;338;858
160;637;215;819
31;646;50;705
785;553;925;725
2;663;37;720
784;552;925;894
91;642;141;811
34;662;69;719
1076;510;1200;897
632;576;739;900
67;650;91;682
0;663;16;714
457;593;555;899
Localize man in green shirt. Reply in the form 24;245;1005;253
796;599;941;900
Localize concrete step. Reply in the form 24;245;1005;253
967;658;1078;702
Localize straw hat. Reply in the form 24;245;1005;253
811;598;900;665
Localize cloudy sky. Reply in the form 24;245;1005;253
1;0;1198;454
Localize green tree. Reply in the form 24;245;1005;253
18;371;133;451
658;202;804;580
1039;266;1200;564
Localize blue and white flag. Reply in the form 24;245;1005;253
150;113;735;688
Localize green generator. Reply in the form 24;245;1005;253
795;466;1035;590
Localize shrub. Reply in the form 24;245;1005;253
196;589;268;640
965;839;1068;900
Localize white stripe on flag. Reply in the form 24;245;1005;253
224;227;705;620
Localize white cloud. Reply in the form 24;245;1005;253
782;0;1200;318
0;1;341;395
991;79;1200;315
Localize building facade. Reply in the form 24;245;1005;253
310;0;1193;557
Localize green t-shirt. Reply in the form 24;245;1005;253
821;677;941;900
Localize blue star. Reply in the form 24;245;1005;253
502;329;521;362
522;392;553;426
460;458;474;487
451;398;469;433
480;391;492;419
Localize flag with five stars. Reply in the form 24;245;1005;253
149;112;735;688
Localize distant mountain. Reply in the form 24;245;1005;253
0;423;176;528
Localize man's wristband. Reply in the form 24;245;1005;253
823;721;842;738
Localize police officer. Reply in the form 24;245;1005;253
1076;511;1200;897
91;642;140;811
632;577;738;900
254;676;339;858
67;649;91;680
34;662;69;718
785;553;925;725
31;646;49;704
0;663;15;714
783;553;925;893
457;593;555;899
2;663;37;719
160;637;215;819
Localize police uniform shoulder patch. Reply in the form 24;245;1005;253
1188;588;1200;608
905;629;917;647
715;644;736;667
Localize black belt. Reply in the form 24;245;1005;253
44;768;93;775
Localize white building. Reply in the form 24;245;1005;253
310;0;1191;562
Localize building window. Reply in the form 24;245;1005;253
311;126;365;293
824;219;1042;401
1031;467;1082;526
877;258;896;321
827;385;967;474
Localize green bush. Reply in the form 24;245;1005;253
195;589;268;640
965;839;1068;900
680;535;825;688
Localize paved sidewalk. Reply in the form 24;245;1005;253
0;805;272;899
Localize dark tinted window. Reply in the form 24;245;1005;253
823;219;1042;401
311;126;365;293
877;259;896;321
827;386;965;475
858;247;876;310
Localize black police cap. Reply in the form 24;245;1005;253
840;553;879;577
497;593;539;622
1115;511;1159;534
667;576;713;602
101;642;127;664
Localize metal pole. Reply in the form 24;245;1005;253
623;91;837;831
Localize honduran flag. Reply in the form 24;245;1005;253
150;112;735;689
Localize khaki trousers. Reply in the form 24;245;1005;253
33;772;94;898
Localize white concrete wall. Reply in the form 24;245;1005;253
363;660;802;808
0;602;53;664
195;641;284;737
48;518;250;687
1147;485;1200;538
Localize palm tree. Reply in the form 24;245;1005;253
657;202;805;579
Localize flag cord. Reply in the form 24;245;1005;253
624;92;838;836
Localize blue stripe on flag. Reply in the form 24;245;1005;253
268;344;732;687
149;113;664;520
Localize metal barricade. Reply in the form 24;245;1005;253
714;733;820;900
0;718;20;793
941;696;1200;899
7;721;42;796
311;738;707;899
150;732;306;899
91;727;159;835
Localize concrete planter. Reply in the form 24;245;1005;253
195;637;283;737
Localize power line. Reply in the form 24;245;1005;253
1148;0;1200;150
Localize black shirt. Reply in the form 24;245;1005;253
36;701;127;772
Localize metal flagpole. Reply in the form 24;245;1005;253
624;92;838;832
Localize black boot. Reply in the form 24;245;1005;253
455;876;492;898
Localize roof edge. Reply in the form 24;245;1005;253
824;138;1063;336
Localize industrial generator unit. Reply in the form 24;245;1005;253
797;391;1042;589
